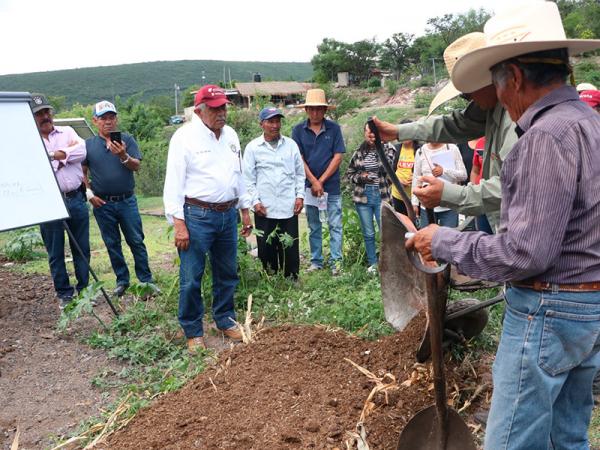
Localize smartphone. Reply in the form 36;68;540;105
109;131;122;144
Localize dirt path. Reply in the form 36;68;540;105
0;264;121;450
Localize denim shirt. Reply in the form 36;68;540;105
243;135;305;219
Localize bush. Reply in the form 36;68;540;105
575;60;600;87
2;227;45;261
386;79;399;97
413;92;435;109
367;78;381;89
319;84;365;121
135;138;169;197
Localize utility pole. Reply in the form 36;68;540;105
174;84;180;115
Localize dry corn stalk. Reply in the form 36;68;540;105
345;358;399;423
345;422;370;450
11;425;20;450
84;392;133;449
458;383;488;413
400;363;428;387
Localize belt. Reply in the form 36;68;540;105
96;192;134;202
63;184;84;199
185;196;238;212
512;280;600;292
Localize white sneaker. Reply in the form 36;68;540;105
306;264;322;272
331;266;343;276
367;264;378;274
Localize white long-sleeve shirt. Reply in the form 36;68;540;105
411;143;467;213
163;114;251;223
242;134;305;219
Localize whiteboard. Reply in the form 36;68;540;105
0;92;69;231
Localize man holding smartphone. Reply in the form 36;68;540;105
84;100;158;297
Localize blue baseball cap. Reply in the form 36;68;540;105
259;107;284;121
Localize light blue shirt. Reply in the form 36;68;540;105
243;134;306;219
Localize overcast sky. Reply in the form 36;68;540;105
2;0;525;76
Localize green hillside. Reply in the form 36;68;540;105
0;60;313;106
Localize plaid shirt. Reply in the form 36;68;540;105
345;142;397;204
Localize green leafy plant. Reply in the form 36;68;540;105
413;92;435;109
386;79;399;97
57;282;109;332
2;227;45;261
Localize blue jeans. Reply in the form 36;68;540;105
178;204;238;338
305;193;343;268
93;195;153;286
419;208;458;228
39;191;90;299
354;185;381;266
485;287;600;450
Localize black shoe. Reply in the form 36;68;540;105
58;296;73;310
113;284;129;297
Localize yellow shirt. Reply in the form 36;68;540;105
392;143;415;200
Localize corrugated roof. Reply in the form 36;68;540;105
235;81;309;97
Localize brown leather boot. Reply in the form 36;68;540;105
221;326;243;341
187;336;206;354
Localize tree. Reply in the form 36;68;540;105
311;38;381;84
426;8;491;46
181;84;201;108
311;38;351;83
380;33;415;79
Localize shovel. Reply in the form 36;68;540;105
396;270;477;450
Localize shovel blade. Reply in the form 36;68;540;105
380;203;427;330
397;406;477;450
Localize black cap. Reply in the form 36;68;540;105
29;93;53;114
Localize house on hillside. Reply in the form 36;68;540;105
234;81;311;107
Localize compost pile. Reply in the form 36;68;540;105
104;315;490;449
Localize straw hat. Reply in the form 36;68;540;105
428;32;487;115
297;89;335;109
576;82;598;92
451;2;600;94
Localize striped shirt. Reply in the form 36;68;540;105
362;151;380;184
345;142;396;204
432;85;600;284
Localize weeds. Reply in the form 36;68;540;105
2;227;45;261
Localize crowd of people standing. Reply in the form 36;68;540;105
29;2;600;446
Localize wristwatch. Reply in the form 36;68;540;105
49;151;55;161
120;155;130;165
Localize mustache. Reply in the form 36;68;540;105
41;118;52;125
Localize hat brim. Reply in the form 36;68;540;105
94;109;117;117
202;98;231;108
295;103;336;109
428;82;461;116
261;113;284;121
452;39;600;94
31;105;53;114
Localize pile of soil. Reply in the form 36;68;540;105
0;264;121;450
105;316;490;449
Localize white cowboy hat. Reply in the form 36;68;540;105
428;32;487;115
297;88;335;109
451;1;600;94
576;82;598;92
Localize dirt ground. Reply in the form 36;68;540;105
0;263;125;450
103;316;491;449
0;260;492;450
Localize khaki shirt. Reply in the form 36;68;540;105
396;102;517;230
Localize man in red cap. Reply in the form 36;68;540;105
163;85;253;353
580;89;600;113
